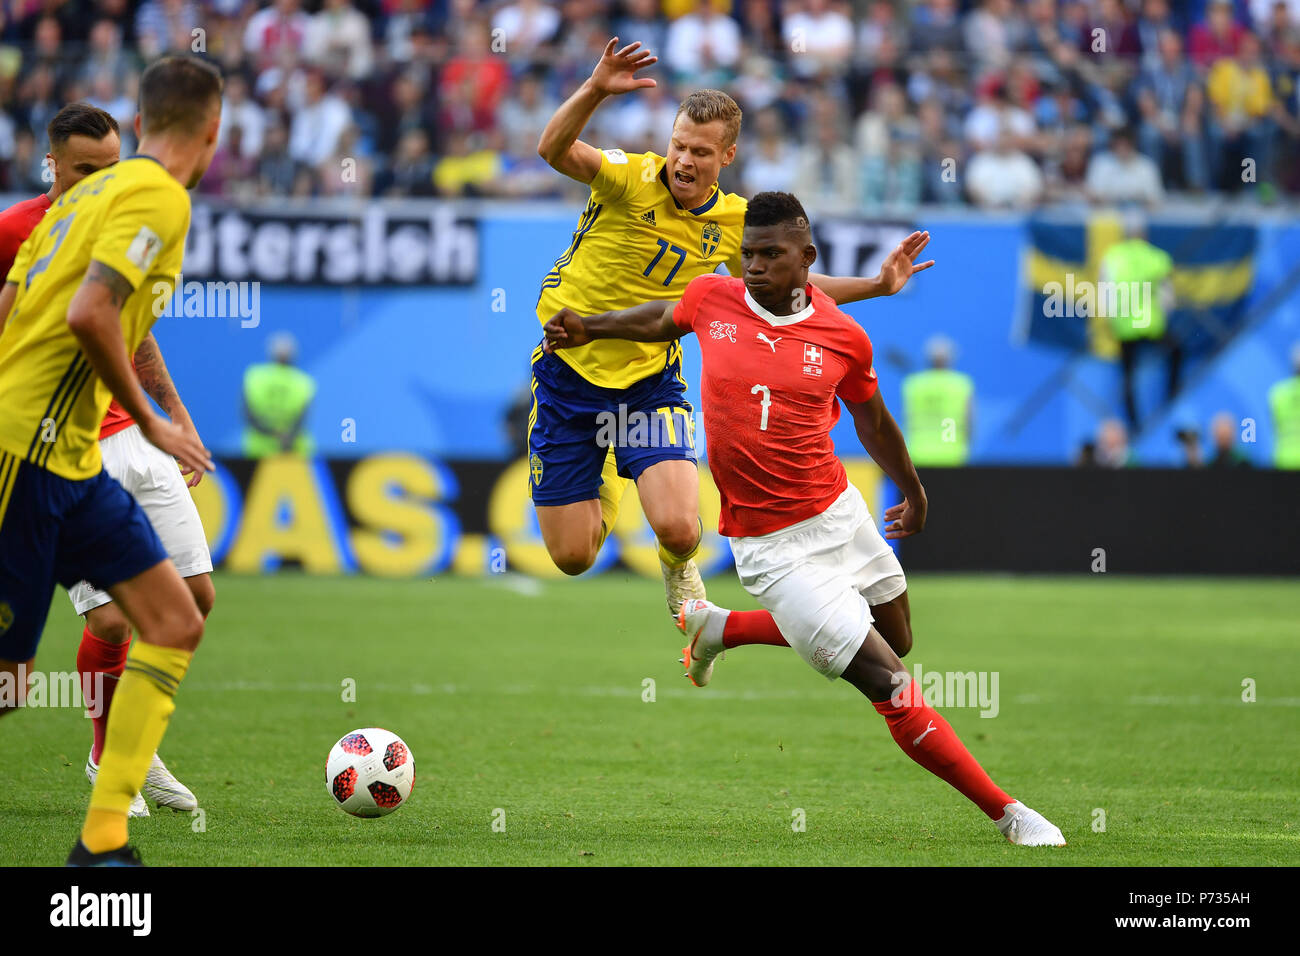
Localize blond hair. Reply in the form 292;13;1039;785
675;89;743;148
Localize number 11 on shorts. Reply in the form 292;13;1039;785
751;384;771;431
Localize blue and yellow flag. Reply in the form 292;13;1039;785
1018;213;1256;359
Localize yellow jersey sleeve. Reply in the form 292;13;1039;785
90;179;190;292
589;148;646;206
6;231;33;287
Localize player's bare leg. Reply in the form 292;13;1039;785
80;571;212;814
839;628;1065;846
536;499;604;575
0;657;33;717
869;590;913;657
76;559;204;857
635;458;706;616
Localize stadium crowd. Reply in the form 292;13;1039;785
1;0;1299;208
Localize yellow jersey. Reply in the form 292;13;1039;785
536;149;748;389
0;156;190;480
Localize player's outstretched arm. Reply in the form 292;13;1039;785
844;391;927;539
133;332;207;486
809;231;935;305
67;261;214;477
537;37;658;183
543;301;682;351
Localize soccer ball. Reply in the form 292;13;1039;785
326;728;415;818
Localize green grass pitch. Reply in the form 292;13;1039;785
2;572;1297;866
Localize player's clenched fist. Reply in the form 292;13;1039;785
543;308;592;351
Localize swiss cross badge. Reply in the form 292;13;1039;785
802;342;823;377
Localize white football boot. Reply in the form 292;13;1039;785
86;751;149;818
995;801;1067;846
676;598;728;687
661;556;706;618
142;753;198;812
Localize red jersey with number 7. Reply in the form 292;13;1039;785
672;272;878;538
0;193;135;439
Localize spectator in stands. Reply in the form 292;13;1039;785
793;95;858;211
199;124;257;198
1043;123;1094;203
966;129;1044;208
245;0;312;74
257;122;300;195
78;19;132;89
614;0;669;59
1086;126;1165;206
741;105;800;194
963;0;1021;78
319;123;373;196
908;0;964;56
1206;29;1276;191
492;0;562;56
289;69;352;168
1136;0;1178;70
1136;30;1199;185
220;72;267;160
964;78;1036;153
243;333;316;459
135;0;200;59
1079;0;1140;58
85;72;133;136
499;69;558;161
1207;411;1254;467
433;130;503;197
664;0;742;84
1189;0;1245;67
1175;424;1204;466
604;72;678;154
1268;342;1300;468
918;98;965;204
377;127;435;196
902;335;975;466
437;16;510;134
305;0;374;80
856;82;922;208
781;0;854;80
858;0;909;64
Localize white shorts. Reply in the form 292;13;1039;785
67;424;213;615
729;483;907;681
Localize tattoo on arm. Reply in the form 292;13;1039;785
85;261;134;308
133;332;183;417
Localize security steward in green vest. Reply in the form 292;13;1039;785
242;332;316;458
1269;343;1300;470
1099;216;1177;430
902;335;974;466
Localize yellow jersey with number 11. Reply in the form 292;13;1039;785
0;156;190;480
536;149;747;390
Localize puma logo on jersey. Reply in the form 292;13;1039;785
913;720;937;746
756;333;782;352
639;210;656;225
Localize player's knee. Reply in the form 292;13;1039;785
553;549;596;576
653;517;699;559
87;605;132;645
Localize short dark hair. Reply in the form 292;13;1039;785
139;55;223;135
47;102;119;149
744;191;811;234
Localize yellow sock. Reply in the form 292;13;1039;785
82;642;192;852
596;448;628;548
658;517;703;568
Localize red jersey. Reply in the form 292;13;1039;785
0;192;134;439
673;274;879;537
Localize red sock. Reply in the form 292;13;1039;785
77;626;130;764
721;609;790;648
872;678;1013;820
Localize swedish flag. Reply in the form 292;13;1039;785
1020;212;1256;359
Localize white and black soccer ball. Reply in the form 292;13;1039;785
326;728;415;818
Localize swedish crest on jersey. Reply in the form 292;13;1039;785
700;220;721;257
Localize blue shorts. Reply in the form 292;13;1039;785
527;343;697;506
0;452;167;661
